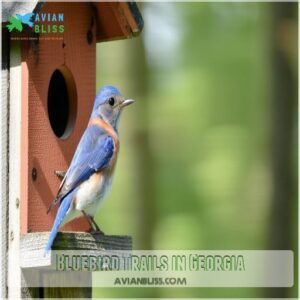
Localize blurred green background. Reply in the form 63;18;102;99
94;2;297;298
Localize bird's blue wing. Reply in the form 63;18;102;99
48;125;114;211
45;125;114;252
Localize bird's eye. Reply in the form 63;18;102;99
108;97;115;106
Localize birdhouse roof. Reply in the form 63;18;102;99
2;1;143;42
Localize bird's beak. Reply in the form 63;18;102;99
120;99;135;108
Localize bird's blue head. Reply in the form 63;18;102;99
91;85;134;129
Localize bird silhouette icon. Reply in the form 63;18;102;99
6;13;34;32
16;13;34;27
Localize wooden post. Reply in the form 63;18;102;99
20;233;132;298
0;28;9;299
8;40;22;299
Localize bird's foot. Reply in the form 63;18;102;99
88;226;105;235
89;216;105;235
82;210;105;235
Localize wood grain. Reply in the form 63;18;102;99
0;29;9;299
20;233;132;298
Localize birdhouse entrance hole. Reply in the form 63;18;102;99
47;66;77;139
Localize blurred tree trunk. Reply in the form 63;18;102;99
127;4;156;251
267;2;297;297
127;21;160;297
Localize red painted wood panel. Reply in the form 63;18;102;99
21;3;96;233
94;2;142;42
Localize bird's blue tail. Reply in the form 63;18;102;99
44;189;77;255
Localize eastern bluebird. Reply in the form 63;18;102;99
45;85;134;253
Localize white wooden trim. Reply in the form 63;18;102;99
0;33;9;299
7;41;22;299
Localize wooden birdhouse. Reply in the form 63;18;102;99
1;2;143;298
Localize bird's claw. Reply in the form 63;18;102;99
88;226;105;235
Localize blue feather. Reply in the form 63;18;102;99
54;126;114;204
45;188;78;254
94;86;121;107
45;125;115;252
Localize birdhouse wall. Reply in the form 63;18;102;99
20;3;97;234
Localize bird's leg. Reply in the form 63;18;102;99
90;216;105;235
81;210;104;235
81;210;95;232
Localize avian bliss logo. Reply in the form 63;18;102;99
6;12;64;33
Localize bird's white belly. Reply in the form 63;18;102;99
75;172;112;216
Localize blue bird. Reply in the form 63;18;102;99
45;86;134;253
16;13;34;27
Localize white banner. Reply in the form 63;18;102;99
16;250;294;287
